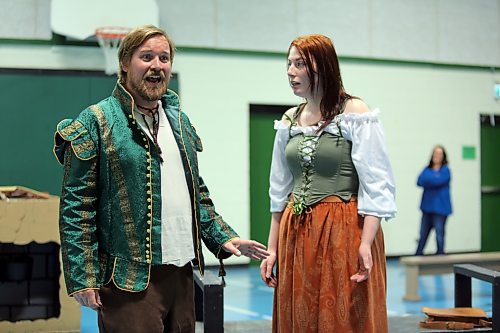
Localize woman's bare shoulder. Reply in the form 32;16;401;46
343;98;370;115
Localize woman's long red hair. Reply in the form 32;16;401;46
289;34;352;129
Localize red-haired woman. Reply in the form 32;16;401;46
260;34;397;333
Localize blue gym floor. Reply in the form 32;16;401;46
81;258;493;332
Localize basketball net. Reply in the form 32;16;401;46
95;27;130;75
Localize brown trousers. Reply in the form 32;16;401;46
97;263;195;333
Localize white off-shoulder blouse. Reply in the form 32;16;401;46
269;108;397;220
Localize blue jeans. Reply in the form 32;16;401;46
415;213;447;255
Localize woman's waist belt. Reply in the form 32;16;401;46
287;195;357;215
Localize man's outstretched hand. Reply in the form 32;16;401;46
223;238;269;260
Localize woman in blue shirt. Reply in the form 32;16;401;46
415;145;452;255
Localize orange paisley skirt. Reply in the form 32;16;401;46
272;198;388;333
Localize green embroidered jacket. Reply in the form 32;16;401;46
53;83;238;295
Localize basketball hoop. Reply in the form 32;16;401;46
95;26;130;75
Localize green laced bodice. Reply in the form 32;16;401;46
284;114;359;215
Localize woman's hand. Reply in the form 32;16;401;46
350;242;373;283
260;252;278;288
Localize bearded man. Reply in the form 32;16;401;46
53;25;268;333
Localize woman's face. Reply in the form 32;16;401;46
432;147;445;166
287;46;314;100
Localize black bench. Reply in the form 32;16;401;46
193;269;224;333
454;264;500;332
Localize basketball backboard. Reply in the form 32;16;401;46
51;0;159;40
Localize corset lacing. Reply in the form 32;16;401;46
291;134;320;221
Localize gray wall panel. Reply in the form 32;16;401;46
437;0;499;66
0;0;51;40
371;0;437;62
35;0;52;40
296;0;371;57
160;0;217;48
216;0;296;52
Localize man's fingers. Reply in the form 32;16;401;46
251;249;269;260
87;292;101;310
95;290;102;307
73;290;101;310
225;242;241;256
74;292;89;307
245;249;262;261
74;294;83;306
252;241;267;249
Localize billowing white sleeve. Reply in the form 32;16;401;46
269;122;294;212
340;110;397;220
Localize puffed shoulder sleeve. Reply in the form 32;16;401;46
339;109;397;220
269;121;294;212
53;119;97;164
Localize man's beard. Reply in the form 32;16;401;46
130;71;169;102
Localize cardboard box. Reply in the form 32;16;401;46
0;196;80;333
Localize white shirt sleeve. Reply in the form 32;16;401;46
339;109;397;220
269;121;294;212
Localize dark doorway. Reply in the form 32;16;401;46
249;104;294;257
480;114;500;251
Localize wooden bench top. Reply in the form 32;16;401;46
400;252;500;301
400;252;500;265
